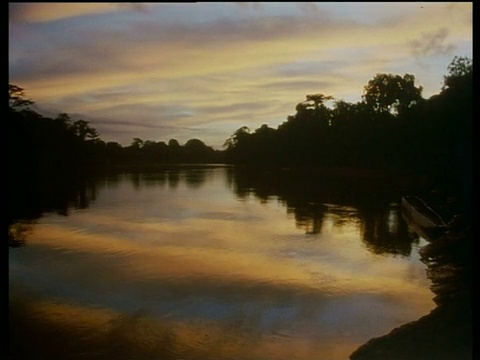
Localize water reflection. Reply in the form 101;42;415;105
9;175;98;223
11;296;374;360
9;165;432;360
8;174;98;246
288;202;327;235
9;164;420;258
227;166;419;256
358;203;418;256
127;166;214;190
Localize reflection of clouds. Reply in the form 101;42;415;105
9;168;435;359
8;294;369;360
229;168;419;256
10;278;432;360
10;217;432;318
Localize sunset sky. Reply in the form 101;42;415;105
9;2;472;149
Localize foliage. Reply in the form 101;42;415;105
442;56;472;91
9;84;34;109
8;55;472;211
224;56;472;208
362;73;423;115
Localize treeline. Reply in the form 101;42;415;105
8;56;472;194
104;138;225;169
224;56;472;193
7;87;222;224
225;57;471;170
8;89;99;223
8;86;224;177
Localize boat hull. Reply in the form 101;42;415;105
401;196;446;241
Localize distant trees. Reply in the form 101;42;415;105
442;55;472;92
8;87;104;178
362;73;423;115
8;55;472;200
8;85;224;175
6;55;472;230
420;55;472;216
9;84;34;109
223;126;255;163
224;126;251;149
7;85;106;225
224;55;472;202
119;137;223;166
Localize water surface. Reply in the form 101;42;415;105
9;165;434;359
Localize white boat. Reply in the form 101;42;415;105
401;196;447;241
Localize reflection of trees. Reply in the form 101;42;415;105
73;180;97;211
99;173;123;190
183;169;207;189
130;173;142;190
10;175;97;220
8;174;97;246
227;167;419;255
126;166;212;191
144;172;168;187
287;202;327;235
8;84;101;237
168;170;180;189
358;205;419;256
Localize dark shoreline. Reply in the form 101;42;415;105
350;221;472;360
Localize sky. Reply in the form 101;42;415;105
9;2;472;149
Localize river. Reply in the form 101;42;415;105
9;165;435;359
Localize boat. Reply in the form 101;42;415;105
401;195;447;241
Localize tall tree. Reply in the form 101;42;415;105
223;126;251;150
442;56;472;92
131;137;144;148
9;84;34;110
71;119;99;141
362;74;423;115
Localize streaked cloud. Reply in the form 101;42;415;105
8;2;472;147
9;3;149;23
409;28;456;57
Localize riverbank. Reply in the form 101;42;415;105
350;217;472;360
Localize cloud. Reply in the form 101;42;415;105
9;3;150;24
9;3;472;148
409;28;456;58
234;2;264;12
117;3;150;14
297;2;320;15
9;3;115;23
9;15;371;94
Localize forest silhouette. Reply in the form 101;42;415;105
8;56;472;227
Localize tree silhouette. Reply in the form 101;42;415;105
132;138;145;148
362;74;423;115
9;84;34;110
223;55;471;184
71;119;99;141
305;93;334;109
55;112;73;129
442;56;472;92
224;126;251;150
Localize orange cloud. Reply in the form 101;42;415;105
9;3;148;23
8;3;472;146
